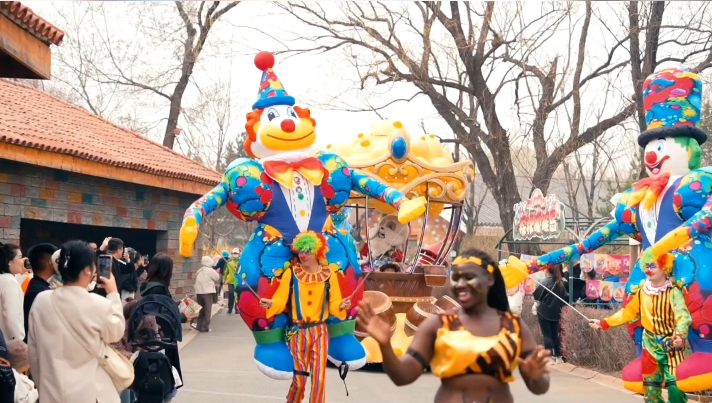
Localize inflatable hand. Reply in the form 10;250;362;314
179;216;198;257
397;196;427;224
499;256;530;289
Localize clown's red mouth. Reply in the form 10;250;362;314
645;155;670;175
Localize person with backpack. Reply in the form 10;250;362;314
533;263;569;364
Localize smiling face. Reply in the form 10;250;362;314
449;262;493;309
643;137;691;178
644;261;666;283
248;104;316;159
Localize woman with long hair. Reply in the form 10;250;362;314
533;263;569;363
357;248;550;403
28;240;124;403
137;253;196;402
0;243;27;341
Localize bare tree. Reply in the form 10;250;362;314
276;1;712;252
48;1;240;148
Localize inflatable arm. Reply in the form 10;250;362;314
179;181;229;257
348;167;426;224
640;170;712;269
500;195;639;289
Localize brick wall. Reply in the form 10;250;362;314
0;159;206;297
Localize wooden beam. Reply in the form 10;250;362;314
0;13;50;79
0;142;216;196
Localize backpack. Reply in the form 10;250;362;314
132;352;174;403
0;329;15;403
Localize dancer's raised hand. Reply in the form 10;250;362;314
356;300;391;345
518;345;551;379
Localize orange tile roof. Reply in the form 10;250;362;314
0;79;221;186
0;1;64;46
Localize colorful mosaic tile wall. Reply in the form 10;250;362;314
0;159;207;297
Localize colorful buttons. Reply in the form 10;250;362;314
308;290;312;295
300;210;306;216
296;186;303;193
298;194;304;200
307;301;312;306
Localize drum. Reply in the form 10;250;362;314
434;294;461;312
355;291;397;340
422;265;448;287
404;301;440;337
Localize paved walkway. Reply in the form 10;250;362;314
173;312;642;403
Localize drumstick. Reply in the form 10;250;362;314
348;270;374;300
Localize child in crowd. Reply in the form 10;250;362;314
7;340;38;403
590;253;690;403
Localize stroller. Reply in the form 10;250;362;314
127;295;183;403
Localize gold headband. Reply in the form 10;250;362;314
452;256;494;273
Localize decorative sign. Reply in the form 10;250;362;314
580;254;631;279
512;189;565;241
585;279;628;303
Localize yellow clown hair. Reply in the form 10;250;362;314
291;231;329;262
452;255;495;273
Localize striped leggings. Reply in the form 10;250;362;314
287;323;329;403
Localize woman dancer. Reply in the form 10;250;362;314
357;249;550;403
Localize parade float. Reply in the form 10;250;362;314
326;120;475;362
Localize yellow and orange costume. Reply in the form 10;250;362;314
266;231;348;403
600;254;690;403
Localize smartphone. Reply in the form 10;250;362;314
97;254;112;280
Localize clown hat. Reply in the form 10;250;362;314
638;67;707;147
252;51;295;110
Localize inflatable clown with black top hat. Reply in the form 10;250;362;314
178;51;427;381
499;67;712;395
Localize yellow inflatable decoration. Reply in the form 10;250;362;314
326;120;474;218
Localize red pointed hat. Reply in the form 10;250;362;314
252;51;295;110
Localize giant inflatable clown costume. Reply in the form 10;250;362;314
501;67;712;393
179;51;426;380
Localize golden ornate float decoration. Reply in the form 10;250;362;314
326;120;475;217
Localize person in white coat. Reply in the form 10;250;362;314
28;240;124;403
194;256;220;333
0;243;27;342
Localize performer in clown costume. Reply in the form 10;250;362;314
260;231;350;403
501;67;712;393
179;51;426;380
590;252;690;403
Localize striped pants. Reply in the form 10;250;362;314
287;323;329;403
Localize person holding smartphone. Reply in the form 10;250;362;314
93;238;125;299
28;240;124;403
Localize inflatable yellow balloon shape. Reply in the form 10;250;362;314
325;120;475;217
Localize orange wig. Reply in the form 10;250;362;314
291;231;329;262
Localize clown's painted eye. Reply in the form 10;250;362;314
267;108;280;121
656;139;665;153
287;107;298;119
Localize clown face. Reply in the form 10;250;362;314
250;104;316;159
643;137;691;178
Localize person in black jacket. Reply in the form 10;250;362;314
138;253;198;400
533;263;569;364
23;243;58;343
93;237;125;298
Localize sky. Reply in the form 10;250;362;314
24;1;710;179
